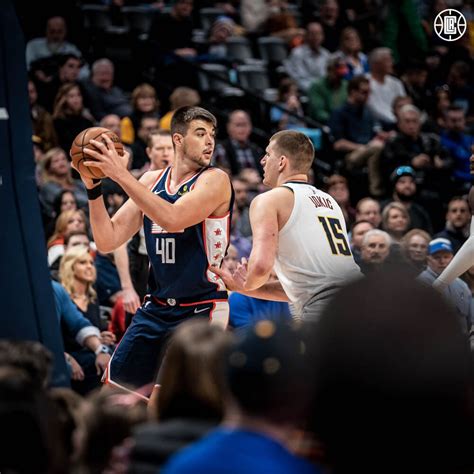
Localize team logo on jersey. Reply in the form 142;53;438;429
434;9;466;42
178;185;189;196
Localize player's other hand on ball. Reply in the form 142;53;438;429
70;153;99;189
210;263;245;292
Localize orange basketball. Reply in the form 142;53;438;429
70;127;124;180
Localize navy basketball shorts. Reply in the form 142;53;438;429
103;296;229;395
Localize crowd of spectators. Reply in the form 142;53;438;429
2;0;473;472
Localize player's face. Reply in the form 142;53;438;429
73;254;96;283
407;234;428;262
428;250;453;275
261;141;281;188
181;120;216;167
148;135;174;170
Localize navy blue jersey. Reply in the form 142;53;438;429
143;166;232;302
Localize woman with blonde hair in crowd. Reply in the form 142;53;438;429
59;246;115;393
382;202;411;244
400;228;431;273
121;83;160;145
52;83;95;153
38;147;87;217
47;208;88;267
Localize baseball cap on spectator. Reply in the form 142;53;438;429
428;238;453;255
390;165;415;184
226;320;311;424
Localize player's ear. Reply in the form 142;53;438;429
279;155;288;170
172;132;183;147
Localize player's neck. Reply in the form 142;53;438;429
170;158;202;185
280;173;308;186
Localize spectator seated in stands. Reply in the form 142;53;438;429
325;174;356;227
381;202;410;246
418;238;472;334
334;27;369;80
163;321;319;474
314;0;348;52
433;196;470;254
148;129;174;171
206;16;240;62
47;209;89;271
52;83;95;153
379;104;452;199
366;48;405;128
26;16;88;82
81;58;132;120
232;178;252;238
44;188;78;240
445;61;473;118
381;166;433;233
28;79;57;152
359;229;391;274
121;83;160;146
230;202;252;260
329;75;384;179
350;219;374;265
355;197;381;228
128;320;233;473
160;87;201;131
270;78;305;131
263;0;305;47
440;106;473;192
213;110;264;177
308;55;348;124
59;246;116;394
400;61;429;112
51;280;110;387
130;114;160;172
283;22;330;92
400;228;430;274
36;53;83;113
38;147;87;218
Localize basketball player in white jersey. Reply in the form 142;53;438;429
213;130;361;321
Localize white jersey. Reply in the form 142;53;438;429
274;182;361;316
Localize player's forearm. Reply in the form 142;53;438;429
113;243;134;289
239;281;289;302
89;197;119;252
116;171;177;231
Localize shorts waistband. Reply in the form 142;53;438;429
146;292;228;307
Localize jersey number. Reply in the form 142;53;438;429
318;217;351;256
156;238;175;263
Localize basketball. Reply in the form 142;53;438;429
70;127;124;180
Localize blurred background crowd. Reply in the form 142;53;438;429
1;0;473;472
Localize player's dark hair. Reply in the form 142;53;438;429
170;106;217;136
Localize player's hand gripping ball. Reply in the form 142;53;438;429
70;127;124;179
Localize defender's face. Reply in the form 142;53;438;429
181;120;216;167
260;141;281;188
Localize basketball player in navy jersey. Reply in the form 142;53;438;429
78;106;233;391
213;130;361;322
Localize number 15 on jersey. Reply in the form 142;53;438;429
318;216;351;256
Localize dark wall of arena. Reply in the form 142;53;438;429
0;0;69;386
